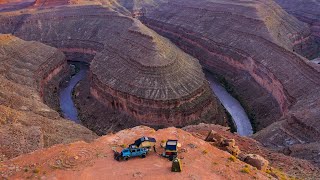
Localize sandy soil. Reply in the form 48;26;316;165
1;126;272;180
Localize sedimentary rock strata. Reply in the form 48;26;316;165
115;0;320;164
0;0;319;169
132;0;318;129
0;5;226;127
275;0;320;58
0;34;97;159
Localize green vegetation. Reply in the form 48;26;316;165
202;150;208;155
266;168;296;180
120;144;127;148
240;167;250;174
33;168;40;174
228;156;236;162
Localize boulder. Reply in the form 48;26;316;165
222;139;236;147
244;154;269;171
225;145;241;157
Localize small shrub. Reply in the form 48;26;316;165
33;168;40;174
161;140;166;143
120;144;127;148
240;167;250;174
202;150;208;154
228;156;236;162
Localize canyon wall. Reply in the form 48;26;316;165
0;34;97;159
275;0;320;59
0;5;226;127
119;0;320;164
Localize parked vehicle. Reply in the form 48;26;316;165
161;139;180;161
114;146;149;161
130;136;157;152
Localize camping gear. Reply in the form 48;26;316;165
171;158;182;172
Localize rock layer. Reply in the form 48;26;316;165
275;0;320;59
117;0;320;165
0;5;226;127
0;34;97;159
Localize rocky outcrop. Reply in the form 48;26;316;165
0;6;226;127
183;123;320;179
244;154;269;171
0;34;97;159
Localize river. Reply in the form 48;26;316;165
59;63;253;135
205;71;253;136
59;62;88;123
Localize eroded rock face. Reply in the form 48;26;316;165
275;0;320;59
120;0;320;166
0;6;226;127
244;154;269;171
90;20;224;126
0;34;97;159
133;0;320;130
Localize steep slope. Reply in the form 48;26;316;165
0;34;97;159
275;0;320;59
1;126;273;179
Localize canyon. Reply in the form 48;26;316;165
0;0;320;179
0;34;96;159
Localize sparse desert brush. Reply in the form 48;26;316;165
0;105;21;124
202;149;208;154
120;144;127;148
33;168;40;174
266;168;293;180
228;156;236;162
240;167;250;174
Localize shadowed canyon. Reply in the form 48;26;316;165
0;0;320;179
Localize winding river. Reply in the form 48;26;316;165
59;62;88;123
59;62;253;136
205;71;253;136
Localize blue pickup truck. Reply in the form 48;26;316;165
114;146;149;161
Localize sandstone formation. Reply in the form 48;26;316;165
244;154;269;171
275;0;320;59
0;34;97;159
1;126;274;179
0;0;319;176
114;0;320;165
0;5;226;127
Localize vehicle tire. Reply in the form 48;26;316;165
169;155;174;161
141;154;146;158
116;156;120;161
124;157;129;161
